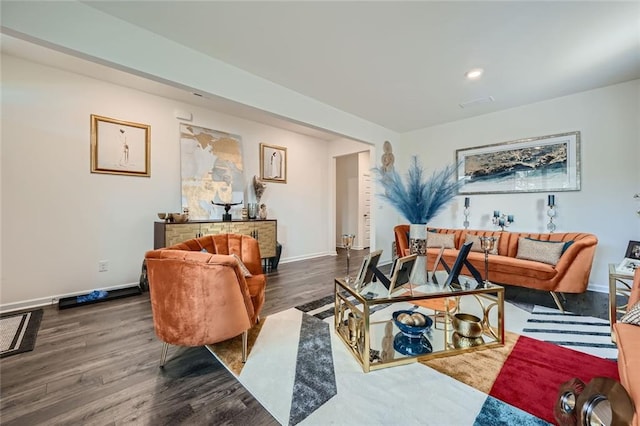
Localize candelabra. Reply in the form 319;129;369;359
547;194;556;232
492;210;514;231
342;234;356;283
479;236;497;287
463;197;470;229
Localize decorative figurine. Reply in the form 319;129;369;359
212;201;243;221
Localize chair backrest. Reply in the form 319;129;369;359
144;250;255;347
166;233;263;276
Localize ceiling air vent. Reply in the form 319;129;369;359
459;96;495;109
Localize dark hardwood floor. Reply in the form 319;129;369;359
0;248;608;425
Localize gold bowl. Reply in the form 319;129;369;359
170;213;189;223
452;313;483;338
157;213;168;220
452;332;484;349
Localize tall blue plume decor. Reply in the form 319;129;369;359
373;156;463;284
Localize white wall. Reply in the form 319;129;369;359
398;80;640;290
0;54;335;309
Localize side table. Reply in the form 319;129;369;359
608;263;634;343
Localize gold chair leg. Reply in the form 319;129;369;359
550;291;565;314
160;342;169;367
242;330;248;363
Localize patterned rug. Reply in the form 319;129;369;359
0;309;43;358
207;300;618;425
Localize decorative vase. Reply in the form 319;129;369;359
408;224;429;285
247;203;258;219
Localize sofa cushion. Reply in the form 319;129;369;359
427;232;455;248
516;237;564;266
465;234;499;255
621;301;640;326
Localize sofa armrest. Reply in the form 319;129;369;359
551;235;598;293
630;269;640;306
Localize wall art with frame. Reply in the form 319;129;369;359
456;131;580;194
90;114;151;177
260;143;287;183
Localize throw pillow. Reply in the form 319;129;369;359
620;301;640;326
232;253;253;277
426;232;455;249
525;237;574;255
464;234;499;255
516;237;564;266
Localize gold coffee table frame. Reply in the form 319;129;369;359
334;274;505;373
608;263;634;343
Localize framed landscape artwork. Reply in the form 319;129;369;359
90;114;150;177
456;131;581;194
260;143;287;183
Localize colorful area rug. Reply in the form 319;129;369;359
207;302;619;425
0;309;43;358
522;305;617;360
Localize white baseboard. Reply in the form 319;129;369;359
586;282;608;294
279;251;336;264
0;282;141;314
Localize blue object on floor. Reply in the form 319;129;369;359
76;290;109;304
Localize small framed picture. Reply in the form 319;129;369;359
388;254;417;295
90;114;150;177
260;143;287;183
625;240;640;260
353;250;383;290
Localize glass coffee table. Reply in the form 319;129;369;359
334;271;505;372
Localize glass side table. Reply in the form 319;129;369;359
608;263;634;343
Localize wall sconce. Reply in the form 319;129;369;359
463;197;470;229
547;194;557;232
492;210;514;231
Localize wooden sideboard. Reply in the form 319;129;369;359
154;219;277;258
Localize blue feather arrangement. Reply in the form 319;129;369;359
373;156;463;224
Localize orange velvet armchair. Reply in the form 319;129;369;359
145;234;266;365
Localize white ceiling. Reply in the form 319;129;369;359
4;1;640;135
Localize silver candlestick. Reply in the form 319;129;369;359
492;211;514;231
479;236;497;287
342;234;356;283
547;194;556;232
463;197;470;229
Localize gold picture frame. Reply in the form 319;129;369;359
90;114;150;177
260;143;287;183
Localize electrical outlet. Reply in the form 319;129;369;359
98;260;109;272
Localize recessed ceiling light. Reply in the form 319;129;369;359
465;68;484;80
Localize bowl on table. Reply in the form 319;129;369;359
392;310;433;338
452;313;484;338
170;213;189;223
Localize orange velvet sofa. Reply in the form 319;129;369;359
614;268;640;425
394;225;598;310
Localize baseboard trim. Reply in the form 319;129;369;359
586;282;608;294
0;282;141;314
279;251;337;264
